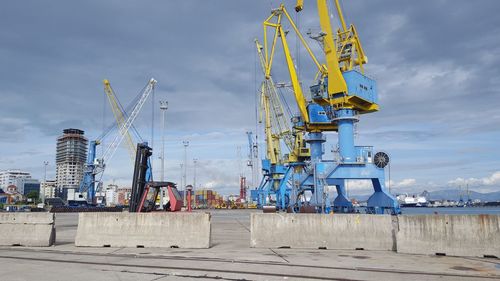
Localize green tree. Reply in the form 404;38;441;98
26;190;39;202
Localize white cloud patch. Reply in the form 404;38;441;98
448;171;500;187
393;178;416;188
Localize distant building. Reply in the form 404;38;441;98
55;129;88;197
117;187;132;206
15;178;40;195
0;188;6;204
41;179;57;198
0;169;31;189
6;192;23;204
105;184;118;206
4;185;23;203
6;185;17;193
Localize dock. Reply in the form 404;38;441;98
0;210;498;281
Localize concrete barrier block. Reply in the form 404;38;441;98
0;213;56;246
397;215;500;258
75;212;211;248
251;213;395;250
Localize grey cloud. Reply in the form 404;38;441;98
1;0;500;193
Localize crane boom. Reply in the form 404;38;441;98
103;79;137;161
79;78;157;203
246;131;254;165
256;39;294;157
263;4;338;131
102;78;157;164
316;0;348;96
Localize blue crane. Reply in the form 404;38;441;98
79;78;157;203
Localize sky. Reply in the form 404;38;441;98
1;0;499;196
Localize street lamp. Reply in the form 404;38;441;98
193;158;198;190
159;100;168;208
41;161;48;203
179;163;184;189
182;141;189;205
193;158;198;208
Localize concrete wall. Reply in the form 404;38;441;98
251;213;395;250
397;215;500;258
0;213;55;246
75;212;211;248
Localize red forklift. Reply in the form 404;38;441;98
129;143;183;213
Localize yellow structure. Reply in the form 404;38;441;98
261;0;378;135
103;79;137;161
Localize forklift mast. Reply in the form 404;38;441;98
129;142;183;213
130;143;152;212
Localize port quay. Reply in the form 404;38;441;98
0;209;498;280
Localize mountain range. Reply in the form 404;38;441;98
425;189;500;202
351;189;500;202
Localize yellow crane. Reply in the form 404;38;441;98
262;0;378;134
255;38;310;210
103;79;138;162
257;0;401;214
255;39;309;164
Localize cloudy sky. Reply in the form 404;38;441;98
1;0;499;196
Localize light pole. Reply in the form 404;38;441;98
182;141;189;205
193;158;198;207
159;101;168;208
179;163;184;190
193;158;198;190
42;161;48;204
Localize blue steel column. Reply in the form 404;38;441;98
336;109;357;162
306;132;327;211
81;141;97;202
307;132;325;162
333;109;358;212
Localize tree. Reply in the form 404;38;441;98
26;190;39;202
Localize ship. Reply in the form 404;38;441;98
397;193;428;207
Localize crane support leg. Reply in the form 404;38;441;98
367;178;400;214
332;181;354;213
277;165;293;210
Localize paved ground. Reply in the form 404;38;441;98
0;209;499;280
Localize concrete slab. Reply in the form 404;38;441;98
0;213;55;246
75;212;211;248
251;213;395;250
397;214;500;257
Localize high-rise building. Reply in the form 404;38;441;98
55;129;88;193
0;169;31;189
15;178;40;195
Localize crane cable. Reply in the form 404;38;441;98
107;83;143;142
